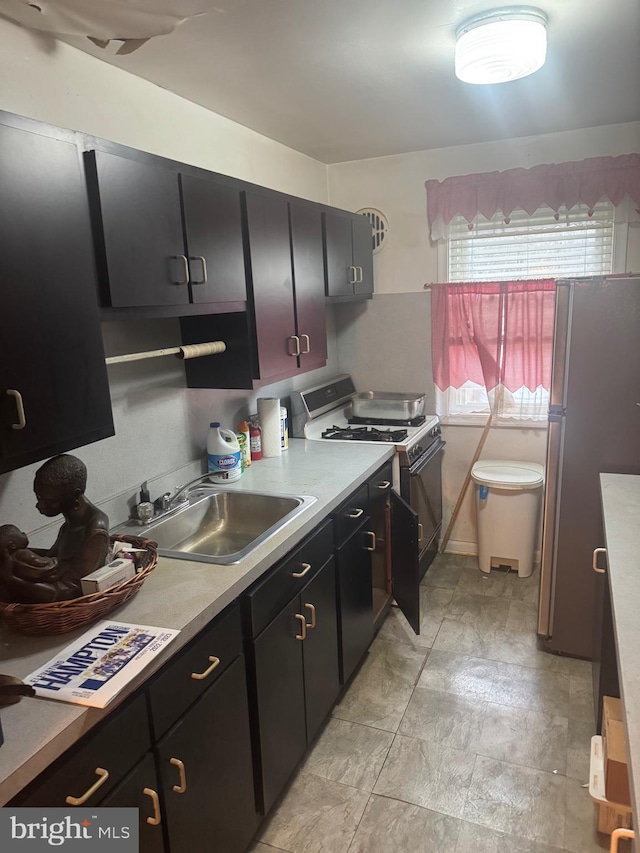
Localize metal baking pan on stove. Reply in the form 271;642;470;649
351;391;426;421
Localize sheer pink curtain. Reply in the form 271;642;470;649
431;280;555;419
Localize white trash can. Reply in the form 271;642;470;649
471;460;545;578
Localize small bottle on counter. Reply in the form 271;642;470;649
236;419;251;469
280;406;289;451
249;418;262;461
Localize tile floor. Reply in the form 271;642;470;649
250;554;623;853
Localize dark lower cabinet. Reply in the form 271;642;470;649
102;753;166;853
251;596;307;814
301;560;340;741
335;525;374;684
156;654;258;853
248;555;340;814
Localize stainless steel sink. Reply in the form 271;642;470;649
116;489;316;564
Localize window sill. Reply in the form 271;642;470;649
439;415;548;429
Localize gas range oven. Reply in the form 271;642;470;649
291;375;445;583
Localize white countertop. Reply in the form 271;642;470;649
0;438;394;805
599;473;640;834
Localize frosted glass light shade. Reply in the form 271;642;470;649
455;8;548;84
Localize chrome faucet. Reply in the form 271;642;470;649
135;472;217;525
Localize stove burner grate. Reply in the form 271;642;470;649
321;425;408;442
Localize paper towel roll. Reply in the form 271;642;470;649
258;397;281;457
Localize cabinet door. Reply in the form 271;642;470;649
102;753;166;853
180;174;246;305
157;655;258;853
244;191;297;381
86;150;188;308
351;213;374;298
0;124;113;473
251;598;307;813
322;210;354;298
335;523;374;684
290;202;327;371
369;464;393;625
301;557;340;741
390;489;420;635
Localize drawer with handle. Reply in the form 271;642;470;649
332;483;370;547
243;518;334;640
148;603;242;739
10;692;150;807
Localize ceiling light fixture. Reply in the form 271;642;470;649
455;6;548;85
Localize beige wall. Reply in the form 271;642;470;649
0;18;328;202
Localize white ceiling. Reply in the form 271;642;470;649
17;0;640;163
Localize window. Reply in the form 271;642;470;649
431;280;556;424
447;201;615;282
433;202;616;424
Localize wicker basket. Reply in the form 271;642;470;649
0;535;158;636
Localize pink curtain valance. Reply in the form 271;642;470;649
425;153;640;241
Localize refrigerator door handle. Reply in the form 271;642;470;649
592;547;607;574
538;416;565;637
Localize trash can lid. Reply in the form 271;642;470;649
471;460;545;490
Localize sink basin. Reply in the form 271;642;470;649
117;489;316;565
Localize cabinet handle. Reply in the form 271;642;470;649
300;334;310;354
294;614;307;641
304;602;316;629
191;655;220;680
289;335;301;356
611;829;635;852
348;265;357;284
364;531;376;551
593;547;607;574
418;523;424;541
65;767;109;805
6;389;26;430
377;480;391;490
347;508;364;519
172;255;190;285
356;266;363;283
170;758;187;793
292;562;311;578
189;255;208;284
143;787;162;826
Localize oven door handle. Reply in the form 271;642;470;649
409;438;445;476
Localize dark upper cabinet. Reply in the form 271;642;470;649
85;150;246;311
181;191;327;389
244;190;298;380
290;201;328;371
179;172;246;305
0;121;114;475
322;209;374;300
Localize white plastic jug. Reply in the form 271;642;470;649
207;422;242;482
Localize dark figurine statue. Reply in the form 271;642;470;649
0;455;109;604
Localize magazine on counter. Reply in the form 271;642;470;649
23;620;180;708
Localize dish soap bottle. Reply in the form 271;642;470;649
207;422;242;482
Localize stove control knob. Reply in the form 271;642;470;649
412;444;423;460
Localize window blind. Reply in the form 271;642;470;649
447;201;614;282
